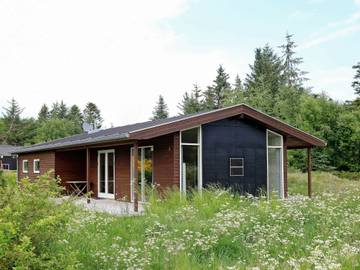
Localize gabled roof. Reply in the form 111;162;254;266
0;145;22;156
13;104;326;154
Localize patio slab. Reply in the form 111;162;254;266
57;197;145;216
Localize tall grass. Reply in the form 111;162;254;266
57;174;360;269
1;171;359;269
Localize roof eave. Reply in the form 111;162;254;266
13;132;130;154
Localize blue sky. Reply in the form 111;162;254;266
168;0;360;101
0;0;359;125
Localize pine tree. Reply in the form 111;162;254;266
245;45;283;95
245;45;284;113
58;100;68;119
234;74;243;90
1;98;24;144
203;65;231;109
152;95;169;120
352;62;360;96
279;33;307;87
178;84;203;115
67;105;83;131
38;104;49;122
223;74;245;106
50;102;60;119
83;102;103;129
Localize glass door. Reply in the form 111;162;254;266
98;150;115;199
267;130;284;198
130;146;153;202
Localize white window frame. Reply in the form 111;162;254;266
179;126;202;194
2;163;10;170
266;129;284;199
229;158;244;176
33;159;40;173
130;145;154;202
22;160;29;173
97;149;115;199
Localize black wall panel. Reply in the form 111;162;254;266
202;117;267;195
0;156;17;170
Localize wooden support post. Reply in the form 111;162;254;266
283;138;288;198
133;142;139;212
86;148;90;203
307;147;312;198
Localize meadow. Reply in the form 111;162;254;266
0;170;359;269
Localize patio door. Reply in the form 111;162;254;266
98;150;115;199
130;146;153;202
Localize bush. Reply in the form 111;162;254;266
0;172;77;269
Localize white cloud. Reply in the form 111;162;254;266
306;67;356;101
0;0;244;126
299;23;360;50
300;0;360;50
327;12;360;28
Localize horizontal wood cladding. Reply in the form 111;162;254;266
116;145;131;201
16;133;180;202
18;151;55;180
129;105;325;148
88;149;98;198
141;133;179;190
55;150;86;187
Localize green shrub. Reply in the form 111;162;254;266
0;172;77;269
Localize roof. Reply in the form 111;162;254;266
0;145;22;156
13;104;326;154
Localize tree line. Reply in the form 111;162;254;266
1;33;359;172
0;101;103;145
152;33;360;172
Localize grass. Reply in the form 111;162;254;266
2;170;360;269
288;170;359;195
58;171;360;269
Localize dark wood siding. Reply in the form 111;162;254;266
18;151;55;180
141;133;179;190
116;145;131;201
55;150;86;186
202;117;267;195
16;133;180;202
88;149;98;198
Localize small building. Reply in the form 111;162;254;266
13;104;325;202
0;145;21;170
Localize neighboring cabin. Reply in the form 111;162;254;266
13;104;325;202
0;145;21;170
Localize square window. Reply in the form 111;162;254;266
181;127;199;144
33;159;40;173
230;158;244;176
23;160;29;173
268;131;282;146
2;164;10;170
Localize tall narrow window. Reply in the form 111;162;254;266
130;146;153;202
23;160;29;173
180;127;202;193
267;130;284;198
33;159;40;173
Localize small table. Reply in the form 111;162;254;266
67;181;88;196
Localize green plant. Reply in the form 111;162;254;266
0;172;77;269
